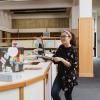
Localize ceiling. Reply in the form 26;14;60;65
1;0;100;9
2;0;100;15
0;0;73;10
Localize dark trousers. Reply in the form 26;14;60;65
51;76;73;100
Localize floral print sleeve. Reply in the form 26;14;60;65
68;47;78;70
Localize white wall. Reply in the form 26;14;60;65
71;5;79;29
0;10;12;29
79;0;92;17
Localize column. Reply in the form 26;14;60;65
79;0;93;77
70;0;79;46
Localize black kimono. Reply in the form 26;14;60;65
53;44;78;90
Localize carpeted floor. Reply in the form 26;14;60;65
61;57;100;100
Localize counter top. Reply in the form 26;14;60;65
0;61;52;91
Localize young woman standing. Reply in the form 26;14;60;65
51;30;78;100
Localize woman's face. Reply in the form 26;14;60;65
60;32;71;45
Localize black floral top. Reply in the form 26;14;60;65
53;44;78;90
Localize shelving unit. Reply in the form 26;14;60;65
0;30;79;50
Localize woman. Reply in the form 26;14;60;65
51;30;78;100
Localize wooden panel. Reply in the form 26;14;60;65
0;82;25;91
20;87;24;100
2;31;7;42
79;18;93;77
12;18;69;29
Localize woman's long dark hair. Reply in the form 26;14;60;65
70;32;76;46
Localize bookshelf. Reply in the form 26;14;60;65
11;37;61;50
0;30;78;50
